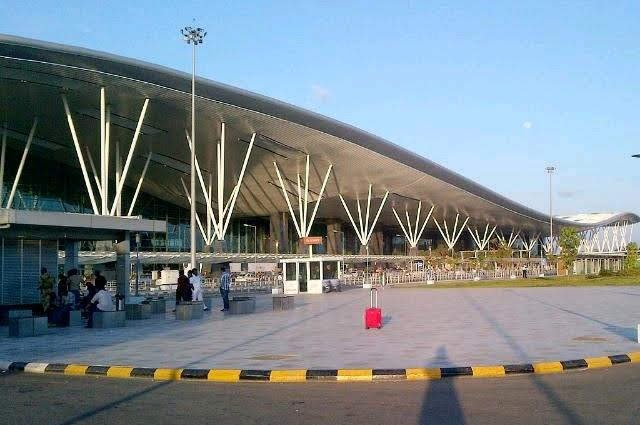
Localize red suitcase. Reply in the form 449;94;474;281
365;288;382;329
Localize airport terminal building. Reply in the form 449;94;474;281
0;34;637;304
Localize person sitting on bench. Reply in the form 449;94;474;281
86;280;115;328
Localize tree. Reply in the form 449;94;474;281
558;227;580;274
625;242;638;270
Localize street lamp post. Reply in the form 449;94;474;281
545;166;555;254
181;25;206;271
243;224;257;281
135;233;141;296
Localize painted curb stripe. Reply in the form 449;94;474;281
208;369;241;382
306;370;338;380
24;363;49;374
560;359;588;370
154;368;183;380
86;365;110;375
130;367;157;378
181;369;210;380
504;364;534;374
239;370;271;381
533;362;563;374
2;352;638;383
45;363;68;373
9;362;27;371
372;369;407;380
608;354;630;364
337;369;373;381
440;367;473;378
471;366;505;378
107;366;134;378
584;357;612;369
405;368;441;380
64;364;89;375
270;370;308;382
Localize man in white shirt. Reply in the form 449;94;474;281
190;268;207;310
86;281;115;328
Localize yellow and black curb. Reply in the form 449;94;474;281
2;352;639;383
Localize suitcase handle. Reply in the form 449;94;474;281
370;288;378;308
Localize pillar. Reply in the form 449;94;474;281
368;230;384;255
115;231;131;301
213;239;226;253
326;221;342;255
64;240;80;272
270;212;289;253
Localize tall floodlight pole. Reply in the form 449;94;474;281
546;166;555;254
181;25;206;270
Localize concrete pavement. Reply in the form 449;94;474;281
1;286;639;369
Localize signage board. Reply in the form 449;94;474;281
300;236;323;245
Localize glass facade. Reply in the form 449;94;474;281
0;147;452;255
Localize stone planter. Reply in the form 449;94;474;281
229;296;256;314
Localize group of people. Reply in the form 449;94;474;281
175;268;207;311
175;267;231;312
38;267;116;328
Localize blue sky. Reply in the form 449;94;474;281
2;1;640;217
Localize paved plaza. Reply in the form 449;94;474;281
1;286;639;369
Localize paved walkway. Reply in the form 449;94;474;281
1;287;639;369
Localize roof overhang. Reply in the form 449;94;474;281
0;34;637;235
0;209;166;240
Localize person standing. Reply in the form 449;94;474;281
67;269;83;308
38;267;54;313
176;269;192;305
219;266;231;312
190;268;207;310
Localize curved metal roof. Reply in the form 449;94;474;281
0;34;637;234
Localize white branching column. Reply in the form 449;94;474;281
338;184;390;254
521;232;540;257
468;223;497;251
185;123;255;250
61;88;150;217
392;201;434;254
273;155;333;256
496;229;521;248
433;213;469;252
4;118;38;209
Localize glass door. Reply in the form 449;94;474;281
298;262;308;292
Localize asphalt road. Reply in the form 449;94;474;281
1;364;638;425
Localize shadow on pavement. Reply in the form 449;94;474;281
464;293;587;425
507;289;637;342
419;346;466;425
56;379;174;425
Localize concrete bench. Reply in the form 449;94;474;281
9;316;48;337
229;297;256;314
93;310;126;328
1;309;33;325
64;310;83;327
125;302;151;320
272;295;294;311
175;302;204;320
150;298;167;314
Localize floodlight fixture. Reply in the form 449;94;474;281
181;26;207;45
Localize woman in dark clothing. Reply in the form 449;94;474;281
175;269;193;305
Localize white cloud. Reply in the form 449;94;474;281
522;121;533;129
311;84;331;103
